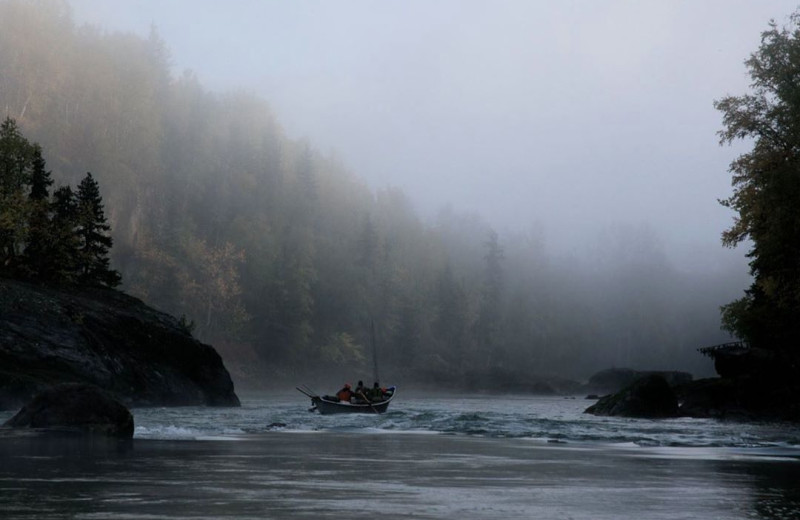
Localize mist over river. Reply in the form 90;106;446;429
1;393;799;519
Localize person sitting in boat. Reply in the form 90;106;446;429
336;383;353;403
367;381;384;402
353;380;366;402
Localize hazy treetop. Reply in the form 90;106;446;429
67;0;797;268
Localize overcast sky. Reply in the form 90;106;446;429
68;0;798;269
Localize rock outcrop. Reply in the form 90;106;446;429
585;366;800;421
676;375;800;421
0;279;240;410
3;383;134;437
677;345;800;421
585;374;679;418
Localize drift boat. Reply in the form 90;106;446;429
297;385;397;415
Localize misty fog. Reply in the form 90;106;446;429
4;0;795;386
68;1;791;265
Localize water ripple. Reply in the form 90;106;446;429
127;393;800;450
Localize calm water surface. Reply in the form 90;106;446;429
1;393;799;519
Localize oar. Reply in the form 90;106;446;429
297;386;321;412
300;384;319;397
358;391;379;414
296;386;315;398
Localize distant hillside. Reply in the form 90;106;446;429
0;0;738;385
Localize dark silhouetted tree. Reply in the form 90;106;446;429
28;144;52;201
716;12;800;352
21;144;55;279
0;116;34;272
75;173;121;287
48;185;81;283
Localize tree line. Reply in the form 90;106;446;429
0;117;119;287
0;0;740;385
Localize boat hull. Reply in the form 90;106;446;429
311;386;396;415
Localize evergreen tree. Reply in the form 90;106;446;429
0;117;34;272
21;145;54;279
28;144;52;201
75;173;121;287
473;230;505;367
48;185;81;283
0;117;33;194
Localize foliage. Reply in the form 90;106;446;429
473;230;505;367
20;145;53;278
319;332;365;367
0;117;34;270
76;172;121;287
0;116;120;287
0;0;740;382
716;12;800;351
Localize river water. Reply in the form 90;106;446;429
1;392;799;519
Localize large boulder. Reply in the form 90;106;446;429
585;374;679;418
3;383;134;438
0;279;240;410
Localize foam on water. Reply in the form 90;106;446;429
129;393;800;452
135;425;200;440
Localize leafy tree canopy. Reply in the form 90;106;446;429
716;12;800;351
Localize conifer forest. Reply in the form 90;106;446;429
0;1;745;386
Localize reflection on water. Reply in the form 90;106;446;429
1;432;799;519
0;394;799;519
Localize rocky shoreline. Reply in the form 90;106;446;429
0;279;239;411
585;367;800;422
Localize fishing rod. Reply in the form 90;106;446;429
295;386;316;398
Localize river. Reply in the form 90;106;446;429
1;392;799;519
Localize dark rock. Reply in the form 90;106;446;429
0;279;240;410
585;367;693;395
677;375;800;421
3;383;134;437
585;374;679;418
679;345;800;421
704;346;793;380
705;345;760;378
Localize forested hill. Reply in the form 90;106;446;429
0;0;740;386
